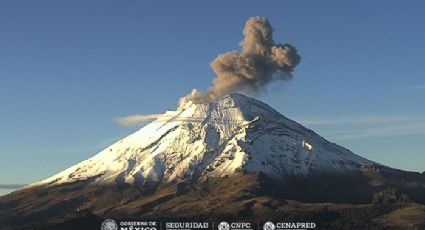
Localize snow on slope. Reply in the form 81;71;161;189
30;94;373;188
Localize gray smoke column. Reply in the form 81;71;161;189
179;16;301;108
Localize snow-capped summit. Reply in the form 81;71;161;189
3;94;425;230
32;93;372;188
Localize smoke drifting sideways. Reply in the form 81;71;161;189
115;113;245;127
178;16;301;108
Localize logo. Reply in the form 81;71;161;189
218;222;230;230
101;219;118;230
263;222;275;230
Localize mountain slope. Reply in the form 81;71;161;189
31;94;373;188
1;93;424;230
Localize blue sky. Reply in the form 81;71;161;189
1;1;425;195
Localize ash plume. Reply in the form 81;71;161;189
179;16;301;108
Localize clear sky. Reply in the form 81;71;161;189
1;0;425;195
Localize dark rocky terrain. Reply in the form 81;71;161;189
1;171;425;230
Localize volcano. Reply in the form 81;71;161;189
1;94;425;230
